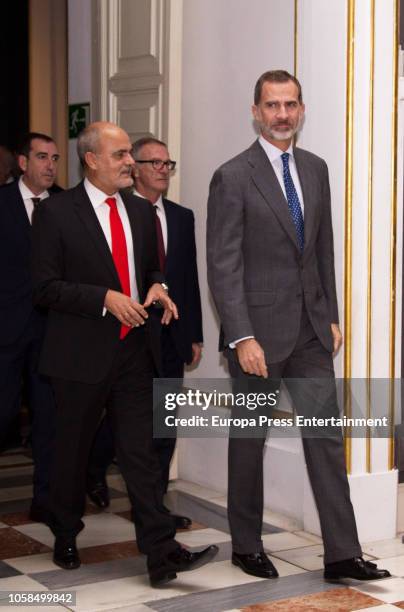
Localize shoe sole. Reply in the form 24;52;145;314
324;572;390;581
53;558;81;570
232;558;279;579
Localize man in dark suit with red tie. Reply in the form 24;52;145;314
0;132;60;523
32;121;216;586
87;138;203;529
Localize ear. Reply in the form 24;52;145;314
18;154;28;174
132;162;140;178
251;104;260;121
85;151;98;170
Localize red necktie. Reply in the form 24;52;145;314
105;197;131;339
154;205;166;272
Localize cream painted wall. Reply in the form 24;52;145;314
68;0;93;186
180;0;295;379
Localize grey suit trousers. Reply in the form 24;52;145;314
227;306;362;565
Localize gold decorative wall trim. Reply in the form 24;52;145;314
366;0;376;474
389;0;399;470
344;0;355;472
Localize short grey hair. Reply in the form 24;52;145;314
132;136;167;159
77;125;101;168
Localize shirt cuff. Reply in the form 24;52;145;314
229;336;254;349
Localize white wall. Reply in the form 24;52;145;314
180;0;295;378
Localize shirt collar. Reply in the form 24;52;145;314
133;189;164;212
19;176;49;201
84;177;119;209
258;136;294;163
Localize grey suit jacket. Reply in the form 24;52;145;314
207;139;338;364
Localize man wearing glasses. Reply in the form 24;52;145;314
87;137;203;529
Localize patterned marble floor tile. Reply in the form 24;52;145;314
3;552;61;574
240;587;384;611
293;530;323;544
270;543;325;571
15;513;136;548
80;540;140;564
109;606;158;612
0;511;34;526
374;556;404;577
362;539;404;560
0;573;51;592
147;569;345;612
355;605;404;611
0;560;21;578
62;574;192;611
165;491;281;536
353;577;404;603
106;473;127;493
262;532;319;552
175;527;231;547
0;528;51;560
106;497;132;513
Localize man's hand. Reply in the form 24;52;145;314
331;323;343;356
104;290;149;327
235;338;268;378
190;342;202;366
143;283;179;325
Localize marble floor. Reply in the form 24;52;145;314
1;450;404;611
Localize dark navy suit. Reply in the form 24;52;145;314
0;180;60;509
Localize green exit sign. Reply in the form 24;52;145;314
69;103;90;139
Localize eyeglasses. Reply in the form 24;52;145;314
135;159;176;171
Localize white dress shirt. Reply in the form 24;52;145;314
18;177;49;224
230;138;304;348
84;178;139;303
258;136;304;214
134;189;168;253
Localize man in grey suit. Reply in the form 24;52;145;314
207;70;389;582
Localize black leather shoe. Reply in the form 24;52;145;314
149;545;219;587
87;481;110;509
324;557;391;581
53;537;81;570
173;514;192;529
232;552;279;578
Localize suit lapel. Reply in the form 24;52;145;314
73;182;120;285
163;200;177;275
9;181;31;236
293;148;318;250
249;141;300;251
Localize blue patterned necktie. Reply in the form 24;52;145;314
281;152;304;252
